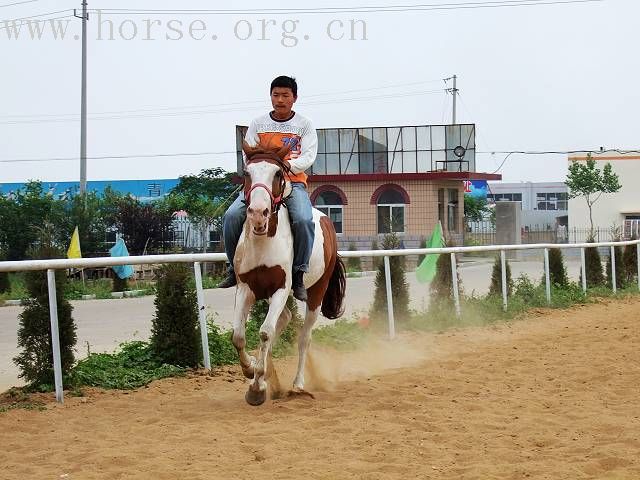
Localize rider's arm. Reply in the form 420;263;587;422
288;119;318;174
242;120;259;163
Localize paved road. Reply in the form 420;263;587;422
0;257;583;391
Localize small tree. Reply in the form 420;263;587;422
622;237;638;285
370;237;382;270
581;239;605;288
346;242;361;272
548;248;569;287
0;249;9;294
566;154;621;235
13;230;77;387
605;246;625;290
370;233;410;324
488;254;513;297
464;194;490;223
151;263;200;367
430;238;461;306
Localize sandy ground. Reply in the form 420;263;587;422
1;296;639;479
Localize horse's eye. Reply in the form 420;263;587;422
275;171;282;178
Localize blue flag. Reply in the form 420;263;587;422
109;238;134;280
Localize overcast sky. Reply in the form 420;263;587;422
1;0;638;184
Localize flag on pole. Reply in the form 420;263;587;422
67;226;82;259
416;221;444;284
109;238;134;279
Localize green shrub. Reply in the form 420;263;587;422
605;245;625;289
513;274;540;305
488;254;513;297
0;250;9;294
370;233;410;325
429;238;461;307
13;240;77;389
150;263;200;367
622;240;638;286
371;238;382;270
346;242;361;272
581;240;605;288
548;248;569;287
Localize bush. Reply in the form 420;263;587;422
548;248;569;287
488;254;513;297
430;238;461;307
150;263;200;367
0;253;9;294
112;275;128;292
370;233;410;324
605;245;625;290
622;239;638;285
370;238;382;270
346;242;361;272
13;241;77;388
581;240;605;288
513;274;540;305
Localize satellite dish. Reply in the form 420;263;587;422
453;146;466;158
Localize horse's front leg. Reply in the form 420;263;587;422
231;285;256;379
246;288;289;406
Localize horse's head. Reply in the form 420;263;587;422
242;140;292;236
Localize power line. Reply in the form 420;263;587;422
0;0;40;8
0;10;74;30
0;78;445;120
90;0;603;16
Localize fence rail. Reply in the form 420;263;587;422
1;238;639;403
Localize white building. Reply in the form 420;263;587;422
487;181;568;229
567;151;640;238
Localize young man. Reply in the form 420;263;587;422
218;75;318;302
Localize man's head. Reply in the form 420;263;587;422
270;75;297;119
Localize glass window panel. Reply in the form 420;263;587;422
316;191;343;205
313;153;326;174
317;130;326;153
392;206;405;233
417;126;430;150
514;193;523;201
388;127;402;152
401;127;416;152
340;153;359;174
402;151;417;173
326;153;340;174
330;207;343;234
373;128;387;151
379;189;405;204
373;152;387;173
358;128;373;152
377;206;391;234
325;129;339;153
359;152;374;174
466;149;475;172
317;207;328;215
432;150;446;169
340;129;358;155
446;125;461;151
431;126;445;150
537;202;546;211
460;124;475;149
417;151;431;172
558;201;568;210
389;151;403;173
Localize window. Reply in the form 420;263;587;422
536;192;568;211
489;193;522;202
377;189;405;234
315;190;343;234
438;188;445;224
448;189;459;233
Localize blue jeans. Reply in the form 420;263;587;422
223;182;315;273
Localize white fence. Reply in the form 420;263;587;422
1;239;639;403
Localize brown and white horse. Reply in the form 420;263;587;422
232;143;346;406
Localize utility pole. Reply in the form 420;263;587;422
75;1;88;194
445;74;459;124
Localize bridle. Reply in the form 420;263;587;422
243;154;291;213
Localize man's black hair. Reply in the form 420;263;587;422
270;76;297;97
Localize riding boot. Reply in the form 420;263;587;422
217;267;237;288
292;271;307;302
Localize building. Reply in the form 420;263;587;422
487;181;569;230
237;123;501;252
567;151;640;239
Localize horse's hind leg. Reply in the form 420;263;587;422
231;285;256;379
292;306;319;392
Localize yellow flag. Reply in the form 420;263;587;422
67;226;82;259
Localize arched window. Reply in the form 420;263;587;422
374;187;407;234
313;188;344;234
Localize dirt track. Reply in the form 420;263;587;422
1;296;639;479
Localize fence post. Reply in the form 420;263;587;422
193;262;211;370
500;250;508;312
450;253;461;317
610;246;617;294
46;270;64;404
383;256;395;340
580;247;587;293
544;248;551;305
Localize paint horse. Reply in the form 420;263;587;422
232;141;346;406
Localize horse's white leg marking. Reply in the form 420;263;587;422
231;285;256;379
293;306;320;390
249;288;289;395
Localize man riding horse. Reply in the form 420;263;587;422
219;75;317;302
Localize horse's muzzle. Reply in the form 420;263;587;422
252;225;268;236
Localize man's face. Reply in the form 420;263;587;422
271;87;296;117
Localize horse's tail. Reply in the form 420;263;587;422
321;255;346;320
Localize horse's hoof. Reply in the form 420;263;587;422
287;388;315;400
245;388;267;406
